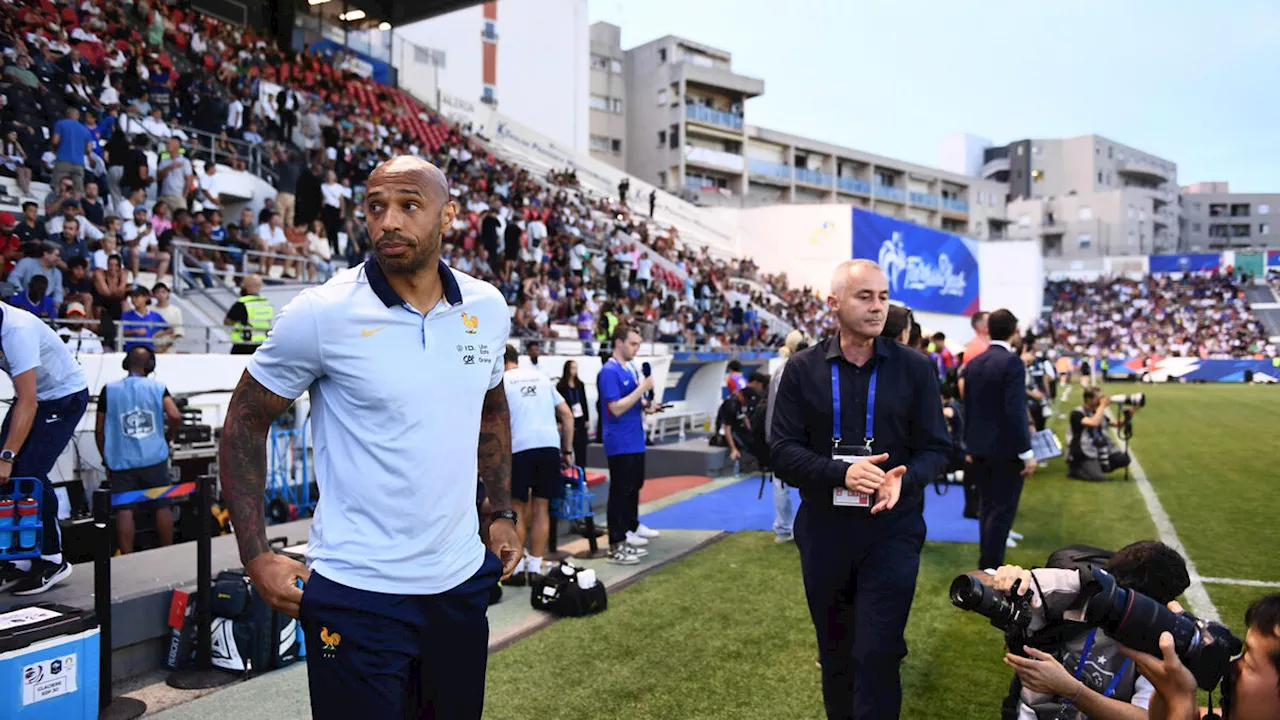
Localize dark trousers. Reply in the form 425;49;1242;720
571;419;588;470
605;452;644;546
971;456;1025;570
1;389;89;557
962;458;980;518
795;502;926;720
300;553;502;720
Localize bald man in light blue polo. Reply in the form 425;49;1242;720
219;156;522;719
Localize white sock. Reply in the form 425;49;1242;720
514;557;526;574
42;554;62;566
12;560;32;572
526;556;541;575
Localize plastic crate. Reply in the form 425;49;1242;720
0;478;44;562
551;467;594;522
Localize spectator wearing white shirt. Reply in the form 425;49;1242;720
149;283;184;353
123;205;167;278
320;170;349;255
636;254;653;291
256;212;288;275
99;77;121;108
226;93;244;138
526;216;547;249
194;163;221;212
140;109;170;140
306;219;334;282
58;302;104;354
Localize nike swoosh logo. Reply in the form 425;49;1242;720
361;326;387;338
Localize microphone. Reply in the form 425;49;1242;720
641;361;653;401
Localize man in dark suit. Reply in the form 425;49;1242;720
962;309;1036;570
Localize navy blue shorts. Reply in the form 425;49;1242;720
0;389;89;556
299;551;502;720
511;447;563;501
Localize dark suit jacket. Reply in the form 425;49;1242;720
962;342;1032;460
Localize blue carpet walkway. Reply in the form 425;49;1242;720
640;476;978;543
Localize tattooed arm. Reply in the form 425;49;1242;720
477;382;513;513
221;369;310;616
478;382;521;576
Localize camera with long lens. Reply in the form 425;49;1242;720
1108;392;1145;407
950;567;1242;691
949;575;1036;656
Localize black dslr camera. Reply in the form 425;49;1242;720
950;567;1241;691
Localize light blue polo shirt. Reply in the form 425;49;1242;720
247;259;510;595
0;304;89;401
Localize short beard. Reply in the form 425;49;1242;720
376;229;440;275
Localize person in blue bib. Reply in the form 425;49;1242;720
95;346;182;554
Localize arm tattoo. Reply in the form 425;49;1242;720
220;370;294;565
478;382;513;513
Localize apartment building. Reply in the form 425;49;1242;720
596;24;1008;240
991;136;1180;260
1180;184;1280;251
588;22;627;170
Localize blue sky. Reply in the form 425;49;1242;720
589;0;1280;192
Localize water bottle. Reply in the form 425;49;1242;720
16;496;38;551
0;498;13;552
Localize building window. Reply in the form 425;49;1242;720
1032;145;1041;154
669;125;679;149
1192;223;1201;232
977;191;985;203
590;135;610;152
611;139;622;154
1139;210;1145;221
590;54;608;71
1262;223;1271;235
658;48;667;63
1192;202;1201;212
589;94;609;111
612;98;623;114
1259;203;1271;215
1098;172;1104;184
1078;233;1093;249
481;85;495;104
1128;205;1135;218
658;130;666;146
658;171;668;187
482;20;497;41
1107;146;1113;159
1106;172;1111;185
658;88;668;105
610;59;622;73
1018;215;1031;227
1127;230;1136;245
1078;207;1092;221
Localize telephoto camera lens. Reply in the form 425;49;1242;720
1109;393;1146;407
1081;567;1241;690
949;574;1030;632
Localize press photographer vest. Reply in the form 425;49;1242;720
1014;627;1140;720
1068;406;1110;460
235;295;273;343
104;375;169;471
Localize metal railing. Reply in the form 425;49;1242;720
170;239;335;296
121;113;278;184
837;177;872;195
52;317;235;354
684;104;744;130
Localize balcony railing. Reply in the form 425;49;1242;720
875;185;907;203
837;177;872;195
942;198;970;213
909;191;939;208
685;103;744;130
795;168;831;187
748;159;793;181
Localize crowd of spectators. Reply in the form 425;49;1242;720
0;0;827;354
1041;273;1272;359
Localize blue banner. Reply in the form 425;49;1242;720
851;209;980;316
1267;250;1280;268
1148;253;1221;273
305;39;396;86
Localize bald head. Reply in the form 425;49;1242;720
242;273;263;294
364;156;457;276
124;345;154;373
366;156;449;208
830;259;884;296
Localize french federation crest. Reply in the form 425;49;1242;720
120;408;157;439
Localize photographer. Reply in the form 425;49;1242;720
1119;593;1280;720
990;541;1190;720
1066;388;1132;482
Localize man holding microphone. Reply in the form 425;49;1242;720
770;259;951;719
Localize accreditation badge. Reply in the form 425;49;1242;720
831;444;873;508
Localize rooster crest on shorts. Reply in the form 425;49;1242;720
320;627;341;656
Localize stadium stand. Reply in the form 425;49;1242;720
0;0;839;353
1042;274;1273;359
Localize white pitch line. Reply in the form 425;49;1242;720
1200;577;1280;588
1121;440;1222;623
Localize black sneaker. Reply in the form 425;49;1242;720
502;571;529;587
0;562;25;592
10;560;73;596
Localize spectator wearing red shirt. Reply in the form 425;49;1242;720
0;212;22;279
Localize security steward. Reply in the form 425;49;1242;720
770;259;952;720
223;273;274;354
95;346;182;554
